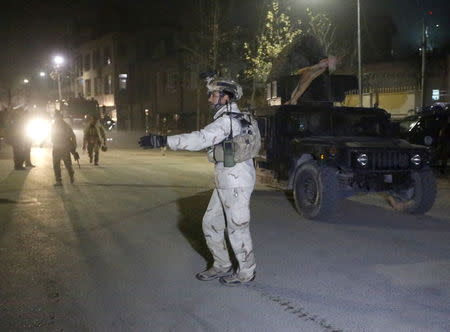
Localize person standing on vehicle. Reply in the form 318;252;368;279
139;77;259;286
51;112;76;186
83;115;106;166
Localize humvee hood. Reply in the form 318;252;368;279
301;136;427;150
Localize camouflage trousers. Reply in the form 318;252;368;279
87;141;100;164
53;149;74;182
202;187;256;279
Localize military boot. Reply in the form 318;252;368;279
195;266;233;281
219;272;255;286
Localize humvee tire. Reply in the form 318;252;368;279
387;168;437;214
293;161;340;219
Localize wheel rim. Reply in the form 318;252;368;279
297;172;319;208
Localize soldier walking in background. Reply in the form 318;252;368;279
23;109;35;168
83;115;106;166
5;108;26;170
51;112;76;186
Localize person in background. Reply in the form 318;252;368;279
83;115;106;166
23;109;35;168
51;112;76;186
5;108;26;170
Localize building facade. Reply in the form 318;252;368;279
72;31;210;132
343;55;450;118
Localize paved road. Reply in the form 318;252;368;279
0;146;449;331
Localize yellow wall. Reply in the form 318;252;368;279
343;91;417;117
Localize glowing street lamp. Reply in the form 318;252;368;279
39;71;46;77
23;78;30;84
53;55;65;68
52;55;65;104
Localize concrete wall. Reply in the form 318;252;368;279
343;90;418;118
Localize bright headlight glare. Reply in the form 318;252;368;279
26;119;51;142
357;153;368;166
411;154;421;166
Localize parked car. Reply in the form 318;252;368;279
398;103;450;162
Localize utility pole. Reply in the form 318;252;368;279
57;71;62;102
7;88;12;109
420;19;428;108
212;0;219;70
357;0;363;107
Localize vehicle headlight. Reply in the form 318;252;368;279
411;154;421;166
357;153;368;166
26;118;51;143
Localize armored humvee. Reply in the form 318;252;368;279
255;102;437;219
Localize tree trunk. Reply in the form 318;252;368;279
250;77;257;107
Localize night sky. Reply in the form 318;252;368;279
0;0;448;85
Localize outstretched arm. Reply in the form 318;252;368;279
167;116;232;151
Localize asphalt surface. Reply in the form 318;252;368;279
0;144;449;332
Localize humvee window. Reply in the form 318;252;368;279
286;112;331;136
332;112;387;137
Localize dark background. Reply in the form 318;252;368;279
0;0;448;84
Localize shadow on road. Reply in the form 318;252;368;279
324;199;450;231
176;190;214;267
79;182;207;189
0;169;31;239
266;188;450;231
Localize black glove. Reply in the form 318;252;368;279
139;134;167;149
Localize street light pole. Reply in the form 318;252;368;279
420;19;427;108
357;0;363;107
57;70;62;102
53;55;65;111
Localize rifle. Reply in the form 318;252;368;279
72;151;81;168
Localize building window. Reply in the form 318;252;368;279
432;89;440;101
103;46;112;65
85;79;92;97
84;53;91;71
104;75;112;94
145;40;153;56
76;56;83;77
94;77;102;96
77;78;84;97
186;71;198;89
93;49;100;69
166;70;179;93
119;74;127;90
118;42;127;57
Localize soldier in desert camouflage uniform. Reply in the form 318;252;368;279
139;78;258;285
